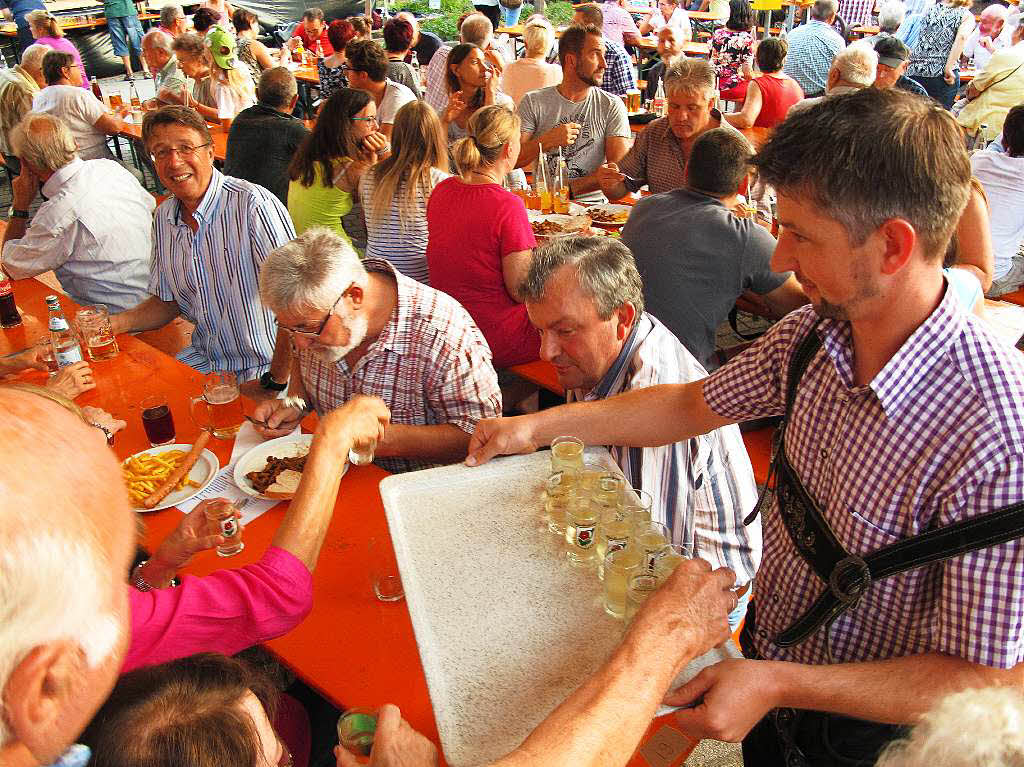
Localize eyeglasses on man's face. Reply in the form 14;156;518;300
149;142;213;163
275;290;347;338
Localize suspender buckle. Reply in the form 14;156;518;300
828;555;872;604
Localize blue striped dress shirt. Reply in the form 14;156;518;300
149;170;296;381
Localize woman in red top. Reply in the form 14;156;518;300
724;37;804;130
426;105;539;368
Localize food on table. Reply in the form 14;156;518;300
246;453;308;496
532;219;572;236
589;208;629;224
141;431;212;509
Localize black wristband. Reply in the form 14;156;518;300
259;371;288;391
10;209;29;219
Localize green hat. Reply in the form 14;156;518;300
206;25;237;70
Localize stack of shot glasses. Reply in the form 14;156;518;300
543;436;694;621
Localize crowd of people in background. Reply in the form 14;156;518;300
1;0;1024;765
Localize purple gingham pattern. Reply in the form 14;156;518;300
838;0;875;28
297;259;502;474
703;287;1024;669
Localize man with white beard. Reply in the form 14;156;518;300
253;227;502;473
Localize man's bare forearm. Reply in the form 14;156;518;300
528;381;730;449
111;296;180;334
377;423;471;463
775;653;1024;725
269;328;292;384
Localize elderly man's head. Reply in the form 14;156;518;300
877;0;905;33
663;57;717;142
142;105;214;211
872;36;910;89
827;43;877;91
19;43;48;87
521;238;644;391
657;25;682;58
159;3;186;36
257;66;298;112
259;227;371;363
809;0;839;22
978;4;1008;38
752;88;970;320
141;28;174;72
459;12;494;47
9;112;77;176
0;386;134;764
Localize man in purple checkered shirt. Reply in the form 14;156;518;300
253;227;502;474
468;88;1024;766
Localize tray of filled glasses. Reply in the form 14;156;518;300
379;445;738;767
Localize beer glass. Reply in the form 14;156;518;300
564;494;598;568
625;572;660;621
620;489;653;526
544;468;579;535
190;372;244;439
603;548;642;618
550;435;584;473
140;393;176;446
75;305;119;361
595;507;633;581
204;500;243;557
337;708;377;756
654;542;694;585
634;520;670;573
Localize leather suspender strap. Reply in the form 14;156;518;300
767;328;1024;647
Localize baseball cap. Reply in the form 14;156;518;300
873;35;910;68
206;25;237;70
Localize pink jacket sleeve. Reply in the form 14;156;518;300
123;546;314;671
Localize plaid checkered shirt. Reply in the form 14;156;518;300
601;37;636;96
782;19;846;97
838;0;875;28
569;313;762;587
296;259;502;474
703;289;1024;668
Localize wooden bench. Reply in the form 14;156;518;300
999;288;1024;308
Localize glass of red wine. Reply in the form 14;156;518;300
141;394;176;447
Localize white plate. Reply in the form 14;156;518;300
527;202;586;220
123;443;220;513
233;434;345;500
586;203;632;226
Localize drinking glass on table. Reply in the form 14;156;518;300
369;536;404;602
140;393;176;446
544;467;579;534
337;708;377;756
603;547;643;618
634;519;670;572
625;571;660;621
189;371;244;439
564;493;598;568
75;304;119;361
549;435;584;473
654;542;694;585
595;506;633;581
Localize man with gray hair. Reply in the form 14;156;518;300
519;235;762;629
598;56;749;198
788;42;877;112
962;3;1010;70
141;28;186;104
157;2;186;39
252;227;502;473
783;0;845;97
875;0;906;35
0;42;46;167
0;386;136;767
0;112;154;312
223;67;309;205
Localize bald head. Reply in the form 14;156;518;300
0;387;133;763
979;4;1008;37
10;112;77;175
19;43;48;85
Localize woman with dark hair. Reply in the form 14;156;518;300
441;42;513;144
191;6;220;35
383;17;421;97
80;653;310;767
710;0;755;102
318;19;356;101
287;87;389;242
724;36;803;128
232;8;273;83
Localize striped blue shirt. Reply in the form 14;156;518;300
148;170;296;380
568;313;762;587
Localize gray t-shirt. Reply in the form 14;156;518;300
517;85;631;203
621;187;789;367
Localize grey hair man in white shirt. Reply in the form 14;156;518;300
0;112;155;312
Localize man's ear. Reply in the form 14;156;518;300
876;218;916;276
2;641;83;758
615;302;637;340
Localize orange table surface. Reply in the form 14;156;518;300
1;277;441;749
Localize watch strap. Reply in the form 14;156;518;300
259;371;288;391
10;208;29;219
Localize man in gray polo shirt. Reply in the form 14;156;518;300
621;128;806;367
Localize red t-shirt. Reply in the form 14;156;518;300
752;74;804;129
292;25;334;56
426;177;539;368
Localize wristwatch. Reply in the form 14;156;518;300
259;371;288;391
89;420;114;445
9;208;29;219
131;560;179;591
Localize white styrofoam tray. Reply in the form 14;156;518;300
379;448;738;767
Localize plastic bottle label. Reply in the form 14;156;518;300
0;278;12;297
55;346;83;366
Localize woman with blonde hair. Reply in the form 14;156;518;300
25;10;90;89
426;105;539;367
359;100;450;283
500;17;561;106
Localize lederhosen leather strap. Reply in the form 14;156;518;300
745;324;1024;648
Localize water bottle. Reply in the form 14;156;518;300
45;295;83;368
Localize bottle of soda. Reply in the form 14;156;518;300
0;276;22;328
45;295;83;367
128;78;141;108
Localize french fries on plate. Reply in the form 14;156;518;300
122;450;200;506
